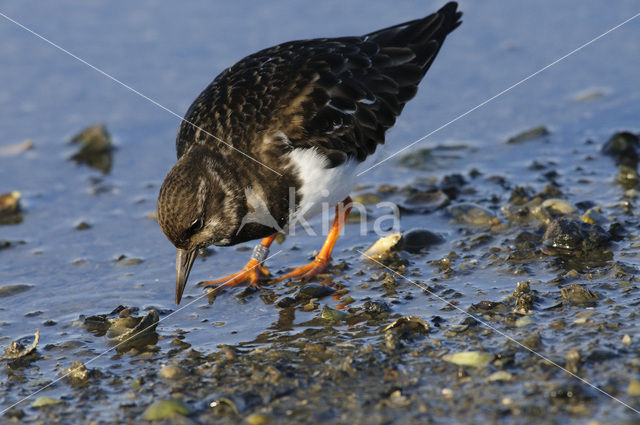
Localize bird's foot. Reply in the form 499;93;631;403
274;257;330;283
199;259;270;289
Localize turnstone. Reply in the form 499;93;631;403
158;2;462;304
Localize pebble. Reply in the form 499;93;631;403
361;233;402;261
486;371;513;382
442;351;494;367
363;300;391;315
446;203;497;227
629;380;640;396
0;139;33;156
321;305;348;321
581;207;606;225
297;283;334;301
143;399;190;420
540;198;577;215
401;228;445;253
245;413;271;425
400;189;449;213
69;124;114;173
32;397;64;408
159;364;187;380
506;125;549;144
65;361;89;384
353;193;382;205
0;191;21;216
602;131;639;168
561;284;598;306
0;284;32;298
542;218;610;253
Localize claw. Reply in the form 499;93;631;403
199;259;270;289
273;258;330;283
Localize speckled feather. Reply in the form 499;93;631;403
176;2;462;166
159;3;462;248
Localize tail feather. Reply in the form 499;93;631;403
365;2;462;74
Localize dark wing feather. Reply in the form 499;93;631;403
176;2;462;166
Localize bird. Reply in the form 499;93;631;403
157;2;462;305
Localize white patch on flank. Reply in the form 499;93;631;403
286;147;377;223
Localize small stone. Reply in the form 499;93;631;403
0;191;21;216
296;283;334;301
276;297;297;308
75;221;91;230
116;256;143;266
0;139;33;157
540;198;577;215
580;207;604;225
159;364;187;380
400;189;450;213
629;380;640;397
321;305;348;321
70;124;114;173
32;397;63;408
512;281;535;313
617;164;639;187
446;203;497;227
401;228;445;253
0;284;32;298
0;191;22;225
301;299;316;312
486;371;513;382
353;193;382;205
573;88;607;102
565;349;581;373
507;125;550;144
521;332;542;350
143;399;190;420
384;316;429;333
515;316;533;327
363;300;391;315
2;330;39;360
245;413;271;425
622;334;632;346
2;408;25;419
65;361;89;384
384;316;429;350
561;284;598;306
602;131;639;168
361;233;402;261
442;351;494;367
542;218;610;254
441;388;454;398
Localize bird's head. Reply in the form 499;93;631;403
157;150;241;304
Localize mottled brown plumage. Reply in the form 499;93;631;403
176;2;461;165
158;3;462;304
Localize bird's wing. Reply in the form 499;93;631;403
176;2;462;166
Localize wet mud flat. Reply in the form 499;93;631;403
3;127;640;424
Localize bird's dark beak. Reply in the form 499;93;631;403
175;248;197;305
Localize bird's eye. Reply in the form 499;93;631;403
187;217;204;235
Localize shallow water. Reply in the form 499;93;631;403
1;1;640;423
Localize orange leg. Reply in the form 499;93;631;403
275;197;352;283
199;234;277;289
